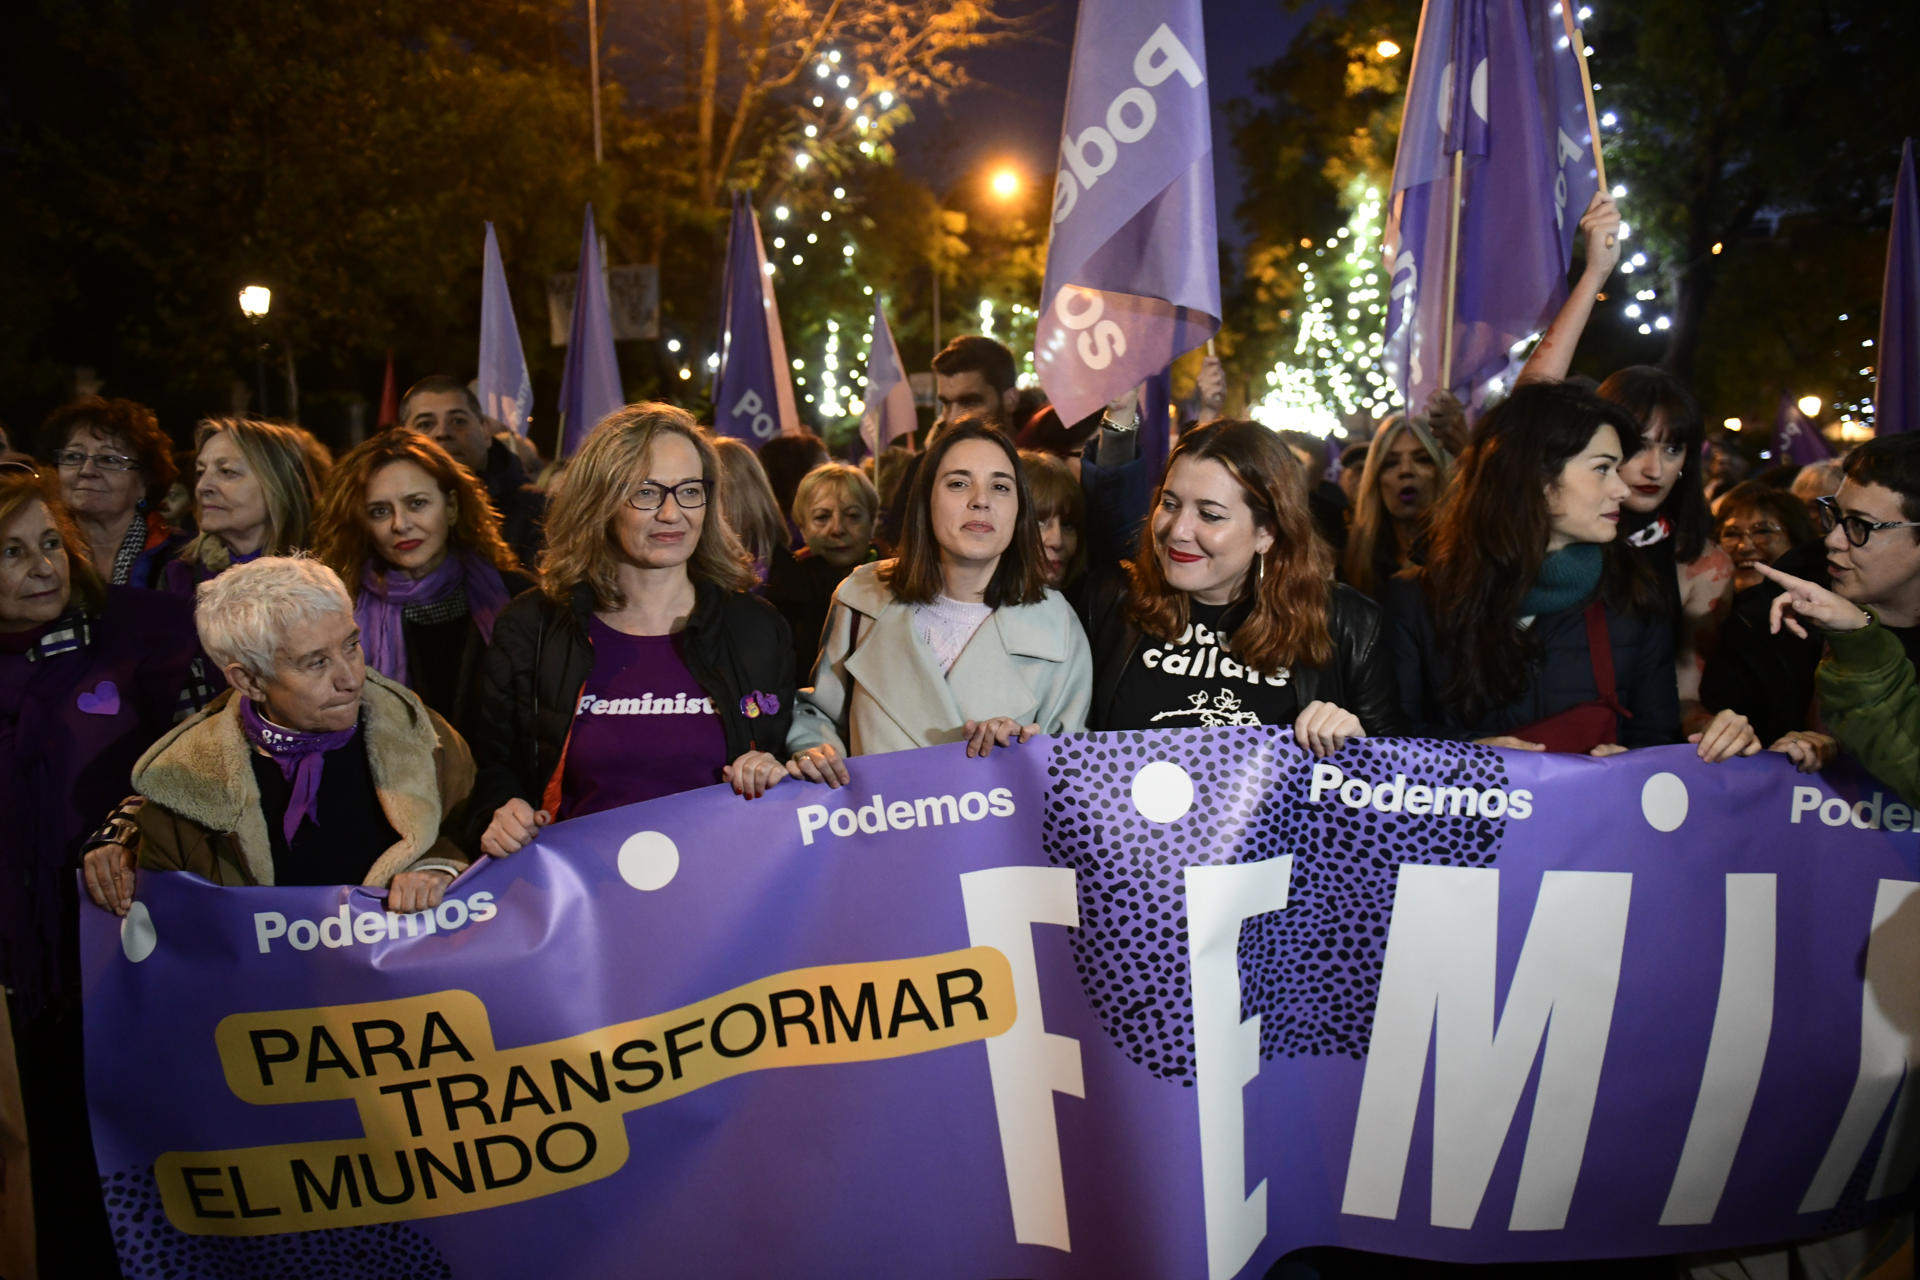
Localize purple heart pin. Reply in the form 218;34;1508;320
755;691;781;716
77;680;122;716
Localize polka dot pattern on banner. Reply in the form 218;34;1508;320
1041;729;1513;1080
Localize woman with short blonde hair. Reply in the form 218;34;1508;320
767;462;881;676
469;404;795;856
162;417;328;594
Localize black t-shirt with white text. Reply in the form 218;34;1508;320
1107;601;1304;730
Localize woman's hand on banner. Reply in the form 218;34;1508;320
1473;735;1547;751
83;842;137;916
1293;701;1364;758
1588;743;1630;757
788;743;851;788
1690;708;1760;763
963;718;1037;759
725;750;790;799
1769;730;1838;774
388;868;454;914
481;798;550;857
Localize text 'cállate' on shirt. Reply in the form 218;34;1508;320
1107;599;1304;729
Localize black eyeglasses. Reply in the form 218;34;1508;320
52;448;140;472
627;480;710;512
1815;495;1920;547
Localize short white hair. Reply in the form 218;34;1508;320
195;555;353;679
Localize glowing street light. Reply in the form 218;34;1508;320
1723;417;1742;432
989;167;1023;200
238;285;272;319
1798;395;1823;418
1375;39;1401;57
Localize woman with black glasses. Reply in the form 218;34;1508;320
40;397;188;588
469;404;795;857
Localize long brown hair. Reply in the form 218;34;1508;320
880;422;1047;607
1420;381;1660;712
1126;419;1334;674
539;403;755;607
710;436;788;572
1343;414;1452;599
0;467;106;616
311;430;518;597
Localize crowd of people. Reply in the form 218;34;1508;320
4;232;1917;1273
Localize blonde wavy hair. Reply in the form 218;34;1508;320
181;418;329;574
539;403;755;606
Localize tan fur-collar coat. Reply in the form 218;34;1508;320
131;671;473;887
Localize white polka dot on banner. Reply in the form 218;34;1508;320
1641;772;1689;832
618;831;681;891
121;900;157;963
1132;761;1195;824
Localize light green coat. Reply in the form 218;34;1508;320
787;561;1092;757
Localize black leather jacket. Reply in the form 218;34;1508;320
465;579;794;849
1080;570;1403;735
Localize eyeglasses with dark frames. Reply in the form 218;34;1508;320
626;480;710;512
1718;522;1785;547
1815;495;1920;548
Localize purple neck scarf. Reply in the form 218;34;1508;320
356;550;510;686
239;697;359;845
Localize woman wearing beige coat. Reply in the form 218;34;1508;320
787;422;1090;783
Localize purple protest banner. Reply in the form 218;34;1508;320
476;223;533;438
1033;0;1221;453
714;191;799;448
1776;392;1835;464
85;732;1919;1276
556;204;624;457
1384;0;1600;411
1879;138;1919;435
859;296;916;456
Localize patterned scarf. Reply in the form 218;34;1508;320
239;697;359;845
356;550;510;686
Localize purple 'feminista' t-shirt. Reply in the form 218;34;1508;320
559;617;728;818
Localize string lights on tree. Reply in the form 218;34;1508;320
1249;181;1397;438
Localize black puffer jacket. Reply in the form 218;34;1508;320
1081;570;1403;734
465;580;795;848
1384;575;1680;746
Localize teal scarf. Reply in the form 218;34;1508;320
1520;544;1603;617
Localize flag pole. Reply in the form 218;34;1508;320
1559;6;1609;192
1440;149;1464;392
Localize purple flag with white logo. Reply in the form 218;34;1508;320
1776;393;1835;464
477;223;533;438
1383;0;1600;411
1879;138;1919;435
557;204;625;457
715;192;799;448
859;297;916;456
1033;0;1221;452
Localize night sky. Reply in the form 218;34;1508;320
895;0;1322;253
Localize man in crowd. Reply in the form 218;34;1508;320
400;375;545;570
1704;434;1920;743
877;335;1022;548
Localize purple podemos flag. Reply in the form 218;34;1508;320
1878;138;1919;435
714;191;799;448
1383;0;1599;411
476;223;533;438
1775;393;1834;465
1033;0;1220;452
859;297;916;456
556;204;625;457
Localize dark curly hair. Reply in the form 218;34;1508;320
40;397;178;507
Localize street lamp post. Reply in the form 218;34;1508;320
239;285;272;416
931;165;1024;357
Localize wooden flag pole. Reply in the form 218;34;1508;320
1559;5;1609;193
1440;148;1465;392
